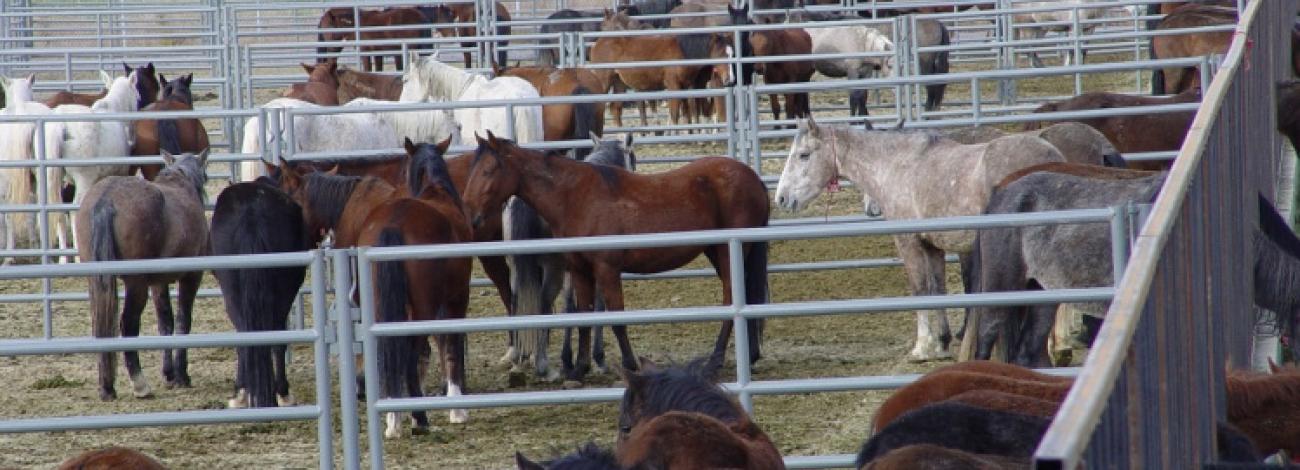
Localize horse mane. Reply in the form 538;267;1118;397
304;172;363;230
1224;367;1300;419
625;357;743;425
411;57;477;101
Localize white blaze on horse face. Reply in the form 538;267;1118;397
775;128;833;213
448;381;467;424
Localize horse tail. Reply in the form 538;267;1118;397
742;240;769;365
375;228;414;400
88;196;120;397
571;86;596;160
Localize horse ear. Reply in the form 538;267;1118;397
436;135;453;155
160;150;176;167
99;70;113;89
403;137;418;156
514;452;545;470
196;148;210;168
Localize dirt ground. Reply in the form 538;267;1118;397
0;19;1144;468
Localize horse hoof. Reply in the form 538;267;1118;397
449;409;468;424
562;380;584;390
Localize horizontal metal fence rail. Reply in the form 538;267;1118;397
1034;0;1289;467
350;208;1124;469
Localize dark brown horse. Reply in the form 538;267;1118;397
334;65;403;102
44;62;159;110
461;133;769;381
859;444;1028;470
426;2;512;68
56;446;168;470
616;358;786;470
278;138;473;433
1024;88;1202;169
590;10;709;129
283;61;340;105
493;64;605;158
316;7;434;72
131;74;209;180
77;150;209;401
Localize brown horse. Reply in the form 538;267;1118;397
131;74;209;180
461;133;770;381
590;10;708;129
749;26;813;122
1024;88;1201;169
283;61;340;105
493;64;605;158
426;2;512;68
334;65;403;102
858;443;1028;470
1150;4;1237;95
616;358;786;470
56;446;167;470
76;150;209;401
278;138;473;433
315;7;433;72
44;62;160;110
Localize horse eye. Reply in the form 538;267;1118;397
799;152;810;161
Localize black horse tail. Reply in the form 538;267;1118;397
571;86;596;160
89;196;120;399
375;228;414;400
157;118;181;156
743;241;769;365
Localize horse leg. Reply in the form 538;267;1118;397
121;284;153;398
894;235;953;362
173;271;199;388
150;283;177;386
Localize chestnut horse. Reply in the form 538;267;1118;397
616;358;785;470
278;137;472;433
426;2;512;68
461;133;769;381
493;64;605;159
315;7;434;72
334;65;403;102
1023;88;1201;169
44;62;160;110
283;61;340;105
56;446;168;470
132;74;209;180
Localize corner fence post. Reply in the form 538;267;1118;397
332;249;362;470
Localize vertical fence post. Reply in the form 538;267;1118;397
332;249;362;470
309;251;335;470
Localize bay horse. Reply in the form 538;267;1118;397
859;444;1029;470
775;115;1064;361
616;358;785;470
283;61;340;105
461;132;769;380
537;9;604;67
492;64;605;159
56;446;168;470
969;171;1166;367
590;9;710;129
315;7;433;72
77;149;209;401
426;2;512;68
1149;4;1238;95
334;65;403;102
943;122;1124;168
44;62;159;110
277;137;472;433
1023;88;1201;169
516;443;620;470
132;73;209;180
211;176;309;409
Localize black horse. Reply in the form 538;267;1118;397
210;175;310;408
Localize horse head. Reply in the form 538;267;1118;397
776;113;840;212
463;131;523;230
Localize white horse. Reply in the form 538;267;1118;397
342;97;461;147
774;115;1065;361
1013;0;1116;67
0;75;52;263
42;70;140;259
238;98;400;181
398;52;545;145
